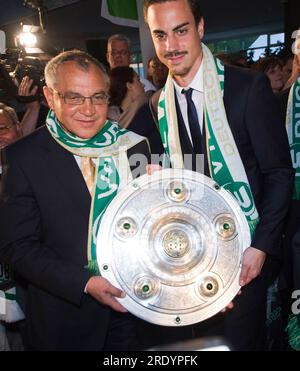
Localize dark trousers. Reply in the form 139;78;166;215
279;201;300;333
224;259;279;351
281;201;300;292
102;312;140;351
289;202;300;291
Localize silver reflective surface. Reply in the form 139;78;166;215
97;169;250;327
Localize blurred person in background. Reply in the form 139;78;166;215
253;56;284;94
147;56;168;90
278;49;295;88
108;66;164;155
0;103;25;351
283;42;300;90
276;34;300;350
108;66;146;127
0;104;21;157
106;34;156;93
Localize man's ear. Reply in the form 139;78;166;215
15;122;22;137
198;17;205;40
43;86;55;110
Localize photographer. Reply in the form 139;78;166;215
1;52;50;130
17;76;41;135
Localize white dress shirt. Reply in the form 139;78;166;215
173;63;204;143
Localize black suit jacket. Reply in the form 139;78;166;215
276;87;290;123
145;65;294;258
222;66;294;257
0;126;150;350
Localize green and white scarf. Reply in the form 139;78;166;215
286;78;300;200
158;43;259;236
0;289;25;323
286;78;300;351
0;264;25;323
46;110;144;275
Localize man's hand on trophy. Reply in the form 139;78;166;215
221;291;242;313
221;248;266;313
239;247;266;287
221;302;234;313
85;276;128;313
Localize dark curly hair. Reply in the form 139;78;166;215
108;66;136;107
253;56;283;74
143;0;203;26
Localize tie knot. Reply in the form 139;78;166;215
182;88;193;100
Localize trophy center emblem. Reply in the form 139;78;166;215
163;229;190;258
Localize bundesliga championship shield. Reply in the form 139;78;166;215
97;169;250;327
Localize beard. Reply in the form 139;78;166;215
169;65;192;78
164;50;194;78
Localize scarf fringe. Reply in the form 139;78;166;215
85;260;101;276
287;314;300;350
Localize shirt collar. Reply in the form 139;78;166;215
173;62;203;101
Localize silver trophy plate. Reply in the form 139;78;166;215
97;169;250;327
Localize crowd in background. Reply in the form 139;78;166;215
0;24;300;351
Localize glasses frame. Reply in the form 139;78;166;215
51;88;110;106
109;49;130;57
0;123;15;135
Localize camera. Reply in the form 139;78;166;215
13;55;46;99
0;49;46;103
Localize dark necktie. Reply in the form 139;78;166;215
182;88;203;154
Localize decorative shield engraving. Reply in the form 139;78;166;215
97;169;250;327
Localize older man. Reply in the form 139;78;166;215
0;50;150;351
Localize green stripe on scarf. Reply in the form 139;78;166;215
1;287;25;322
46;111;144;274
286;78;300;350
158;43;259;237
286;78;300;200
4;293;16;301
87;157;120;275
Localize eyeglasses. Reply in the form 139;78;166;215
52;89;110;106
109;49;130;57
0;123;14;135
